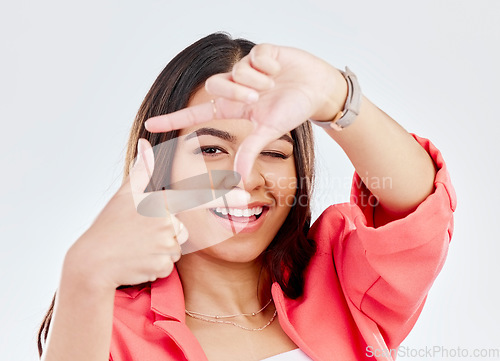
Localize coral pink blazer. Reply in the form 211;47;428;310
110;135;456;361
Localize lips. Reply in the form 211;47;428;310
210;206;265;223
209;205;270;233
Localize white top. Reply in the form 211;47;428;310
260;348;312;361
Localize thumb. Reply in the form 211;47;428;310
129;138;155;197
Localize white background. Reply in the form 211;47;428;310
1;1;499;360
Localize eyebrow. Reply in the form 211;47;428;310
184;127;294;145
185;127;236;142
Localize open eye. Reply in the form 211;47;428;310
194;146;227;157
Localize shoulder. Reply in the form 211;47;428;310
308;203;359;253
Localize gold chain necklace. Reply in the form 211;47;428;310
185;298;277;331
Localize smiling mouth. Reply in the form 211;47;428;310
209;206;267;223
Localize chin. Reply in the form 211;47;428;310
201;236;271;264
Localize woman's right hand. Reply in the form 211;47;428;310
63;138;187;292
41;138;251;361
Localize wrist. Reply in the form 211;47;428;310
310;67;362;131
62;239;117;294
310;67;348;122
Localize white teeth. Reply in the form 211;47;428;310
214;206;263;217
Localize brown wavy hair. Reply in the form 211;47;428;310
37;32;316;357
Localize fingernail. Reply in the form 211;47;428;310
173;221;189;246
176;226;189;245
246;91;259;104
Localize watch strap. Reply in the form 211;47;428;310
310;67;362;131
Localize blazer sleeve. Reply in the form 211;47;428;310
332;134;456;349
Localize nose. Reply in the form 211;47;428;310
207;162;265;196
236;161;266;192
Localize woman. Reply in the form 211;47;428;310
38;32;456;361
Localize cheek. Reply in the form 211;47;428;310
170;151;187;185
169;148;208;185
176;209;238;253
265;173;297;209
261;158;297;208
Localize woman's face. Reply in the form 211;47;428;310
170;88;297;263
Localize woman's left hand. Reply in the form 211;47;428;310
145;44;347;180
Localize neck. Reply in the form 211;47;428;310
176;253;272;315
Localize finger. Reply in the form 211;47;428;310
234;126;280;181
128;138;155;195
205;69;274;104
144;98;246;133
136;184;251;217
137;169;250;217
144;102;214;133
249;44;281;76
149;257;175;280
171;220;189;248
205;73;261;104
189;187;250;210
169;243;182;263
130;139;251;217
165;169;243;208
231;61;275;91
163;215;189;249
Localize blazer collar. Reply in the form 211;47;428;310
272;283;321;361
148;268;320;361
150;266;186;322
150;267;209;360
